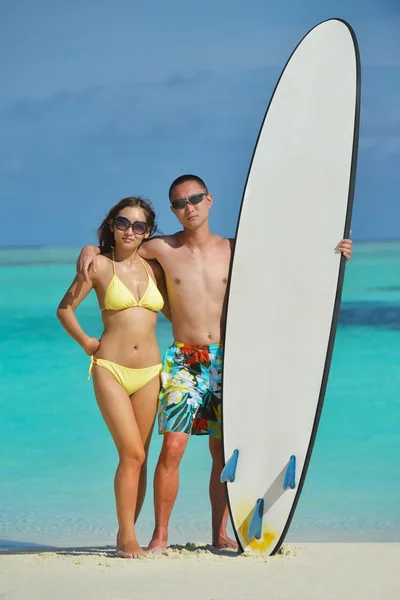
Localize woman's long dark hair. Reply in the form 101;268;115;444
97;196;157;254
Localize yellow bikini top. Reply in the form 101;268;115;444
102;250;164;313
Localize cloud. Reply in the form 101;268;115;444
0;68;276;243
0;58;399;244
2;59;399;182
0;67;273;165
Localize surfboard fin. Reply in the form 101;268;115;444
283;455;296;490
220;449;239;483
248;498;264;542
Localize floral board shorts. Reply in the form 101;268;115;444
158;342;223;438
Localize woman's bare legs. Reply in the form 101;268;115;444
92;366;158;557
132;376;159;521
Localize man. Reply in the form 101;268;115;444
78;174;353;551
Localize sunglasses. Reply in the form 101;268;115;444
170;192;208;210
114;216;148;235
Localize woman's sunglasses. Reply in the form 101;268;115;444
114;216;148;235
170;192;207;210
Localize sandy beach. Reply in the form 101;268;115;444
1;542;399;600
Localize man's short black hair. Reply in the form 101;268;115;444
168;174;208;200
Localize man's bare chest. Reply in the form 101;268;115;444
161;251;231;292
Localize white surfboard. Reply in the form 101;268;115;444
221;19;360;555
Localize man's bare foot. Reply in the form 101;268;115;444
146;536;168;554
212;535;239;551
116;535;145;559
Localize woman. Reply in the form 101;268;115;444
57;196;169;558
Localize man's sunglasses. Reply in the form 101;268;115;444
170;192;208;210
114;216;148;235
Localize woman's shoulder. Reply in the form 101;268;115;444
90;253;113;279
98;252;112;263
143;258;164;281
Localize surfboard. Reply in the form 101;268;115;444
221;18;360;555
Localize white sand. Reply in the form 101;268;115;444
0;543;399;600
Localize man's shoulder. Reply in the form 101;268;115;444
154;231;184;249
214;235;235;252
140;232;182;259
212;233;234;242
145;232;181;247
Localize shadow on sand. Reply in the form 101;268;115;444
0;540;115;557
0;539;239;558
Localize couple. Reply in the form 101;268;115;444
57;174;353;558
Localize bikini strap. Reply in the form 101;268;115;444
88;356;94;380
111;249;116;274
138;254;150;276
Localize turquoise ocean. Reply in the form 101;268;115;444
0;243;399;549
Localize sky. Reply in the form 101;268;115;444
0;0;399;246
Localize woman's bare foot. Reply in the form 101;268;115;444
212;535;239;551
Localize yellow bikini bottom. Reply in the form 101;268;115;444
88;356;162;396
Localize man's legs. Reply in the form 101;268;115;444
209;436;238;550
147;431;189;553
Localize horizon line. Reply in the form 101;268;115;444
1;237;400;250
